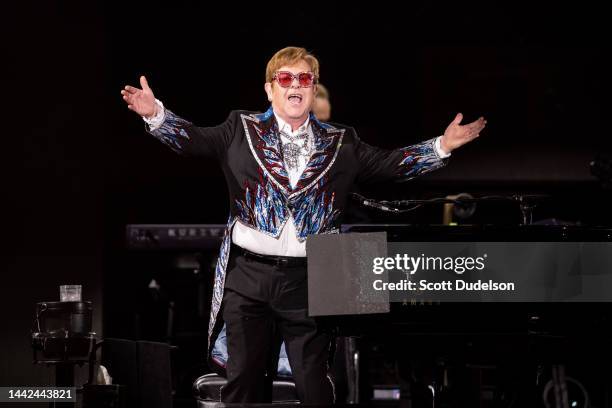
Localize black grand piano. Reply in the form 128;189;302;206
321;224;612;407
123;222;612;407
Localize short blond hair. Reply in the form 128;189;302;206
265;46;320;83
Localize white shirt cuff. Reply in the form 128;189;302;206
142;99;166;130
435;136;451;158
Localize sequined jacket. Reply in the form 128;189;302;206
148;105;448;358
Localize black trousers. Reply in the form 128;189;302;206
220;246;334;403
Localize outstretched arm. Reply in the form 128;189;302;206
356;113;487;184
121;76;233;158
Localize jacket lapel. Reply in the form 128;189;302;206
241;107;292;194
289;115;344;198
241;107;344;197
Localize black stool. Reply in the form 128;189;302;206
192;373;300;407
192;336;358;406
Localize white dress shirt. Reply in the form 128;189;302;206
144;100;450;257
232;114;313;257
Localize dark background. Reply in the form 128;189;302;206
4;0;612;398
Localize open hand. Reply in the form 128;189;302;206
121;75;157;118
440;113;487;153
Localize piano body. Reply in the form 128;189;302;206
123;223;612;406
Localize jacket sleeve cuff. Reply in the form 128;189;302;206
435;136;451;159
142;99;166;130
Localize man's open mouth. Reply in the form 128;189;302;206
288;94;303;104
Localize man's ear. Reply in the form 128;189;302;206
264;82;273;102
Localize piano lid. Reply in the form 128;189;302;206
341;224;612;242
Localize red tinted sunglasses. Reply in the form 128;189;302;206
272;71;317;88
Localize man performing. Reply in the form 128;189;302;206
121;46;486;404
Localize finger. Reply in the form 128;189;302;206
461;123;482;135
466;124;485;134
124;85;140;94
140;75;150;91
122;91;135;102
127;104;134;110
452;113;463;125
465;120;486;133
465;117;485;127
466;133;480;141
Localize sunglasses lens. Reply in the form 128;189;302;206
298;73;314;87
275;72;315;87
276;72;293;87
